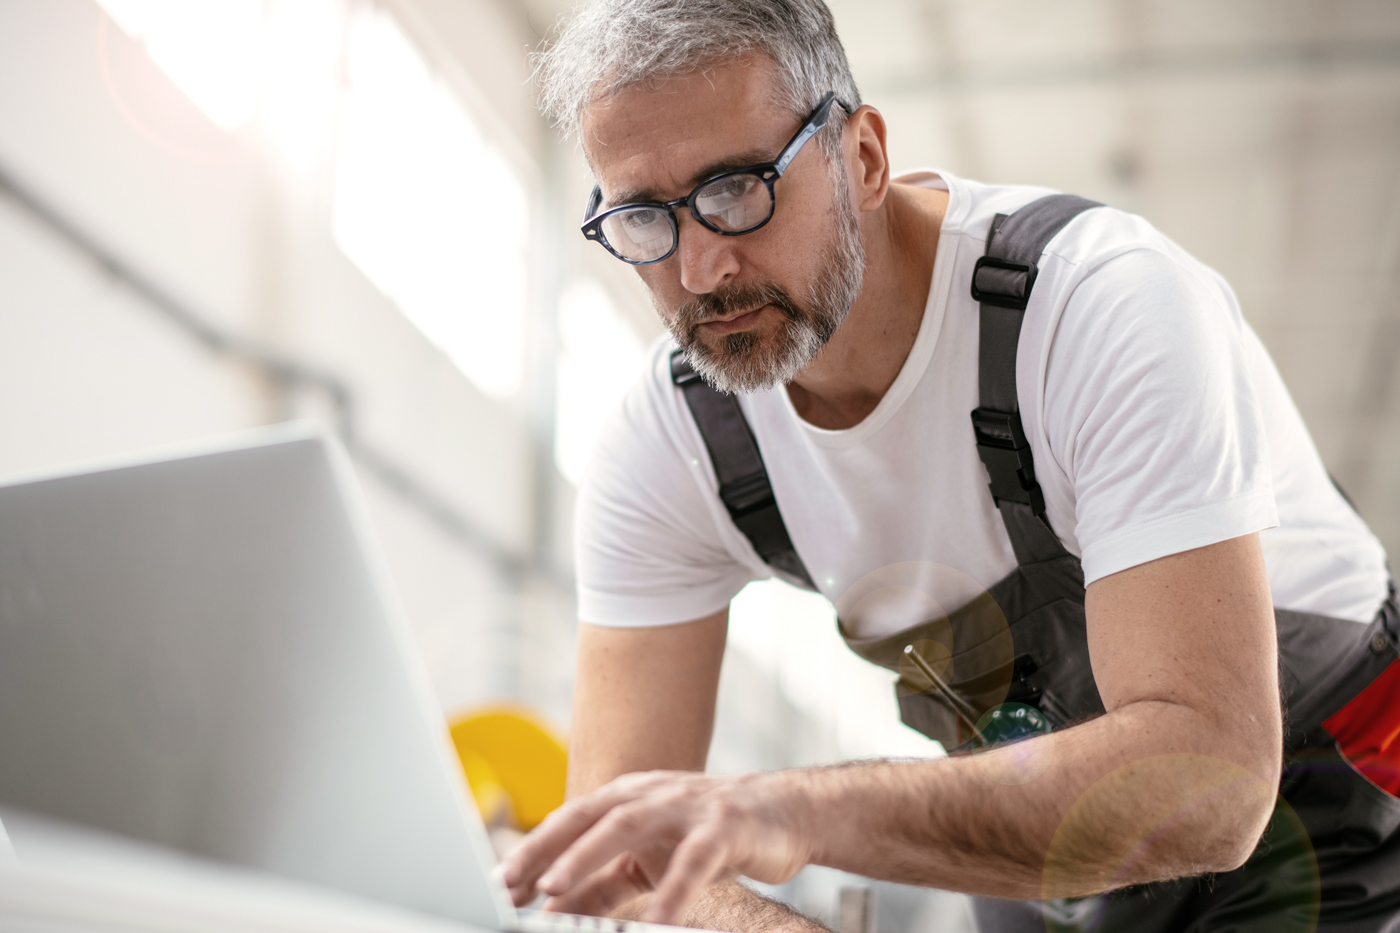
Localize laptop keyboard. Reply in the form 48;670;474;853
515;907;695;933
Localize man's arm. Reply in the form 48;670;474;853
807;532;1283;894
555;611;827;932
501;534;1283;921
566;613;726;794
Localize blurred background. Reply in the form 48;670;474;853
0;0;1396;928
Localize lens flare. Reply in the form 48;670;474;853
1041;754;1318;933
837;562;1015;750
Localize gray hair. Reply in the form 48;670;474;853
534;0;862;159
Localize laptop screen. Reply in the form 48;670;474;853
0;425;512;927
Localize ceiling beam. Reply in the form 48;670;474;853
869;40;1400;97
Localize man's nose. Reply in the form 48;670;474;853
675;214;740;295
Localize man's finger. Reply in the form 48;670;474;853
538;797;685;896
641;828;734;925
541;853;650;918
499;786;646;897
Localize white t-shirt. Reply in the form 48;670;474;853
575;170;1390;637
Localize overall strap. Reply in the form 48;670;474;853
971;194;1101;566
670;351;816;589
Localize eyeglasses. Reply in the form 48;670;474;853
580;92;850;265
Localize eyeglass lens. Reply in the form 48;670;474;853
599;173;775;262
693;174;771;231
600;208;674;263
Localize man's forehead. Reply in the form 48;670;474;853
580;62;790;203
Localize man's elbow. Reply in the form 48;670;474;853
1189;778;1277;873
1049;742;1282;895
1195;719;1284;872
1152;746;1281;878
1147;698;1284;877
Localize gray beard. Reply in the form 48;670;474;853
661;172;866;395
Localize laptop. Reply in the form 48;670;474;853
0;424;687;932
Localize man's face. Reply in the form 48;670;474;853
581;60;865;393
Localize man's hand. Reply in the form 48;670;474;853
501;534;1283;916
546;607;823;924
544;613;828;931
498;770;813;924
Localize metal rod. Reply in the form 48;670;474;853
903;644;985;745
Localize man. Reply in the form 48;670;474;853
499;2;1400;931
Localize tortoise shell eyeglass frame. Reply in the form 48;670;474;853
580;92;852;265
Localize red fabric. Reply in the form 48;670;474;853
1323;658;1400;797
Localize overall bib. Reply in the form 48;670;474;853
670;194;1400;931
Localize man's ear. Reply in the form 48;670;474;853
847;105;891;213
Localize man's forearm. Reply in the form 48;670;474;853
503;702;1274;925
616;882;826;933
802;699;1278;900
801;536;1284;900
505;538;1283;922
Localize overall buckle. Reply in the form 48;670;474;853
720;472;789;556
971;407;1045;516
971;256;1038;310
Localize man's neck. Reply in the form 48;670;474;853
785;182;949;430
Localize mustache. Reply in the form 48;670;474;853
674;282;806;335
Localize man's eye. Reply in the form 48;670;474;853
624;210;660;228
703;177;752;200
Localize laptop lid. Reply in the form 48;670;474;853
0;424;516;928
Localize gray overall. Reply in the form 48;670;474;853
669;194;1400;931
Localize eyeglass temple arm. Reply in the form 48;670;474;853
772;91;848;176
584;186;603;224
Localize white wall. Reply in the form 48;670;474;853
0;0;838;768
0;0;544;721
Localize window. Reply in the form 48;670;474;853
97;0;263;130
554;280;646;486
97;0;532;401
332;8;530;400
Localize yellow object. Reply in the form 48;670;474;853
457;748;514;829
450;706;567;831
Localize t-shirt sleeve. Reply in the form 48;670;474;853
1043;247;1279;585
573;363;759;626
